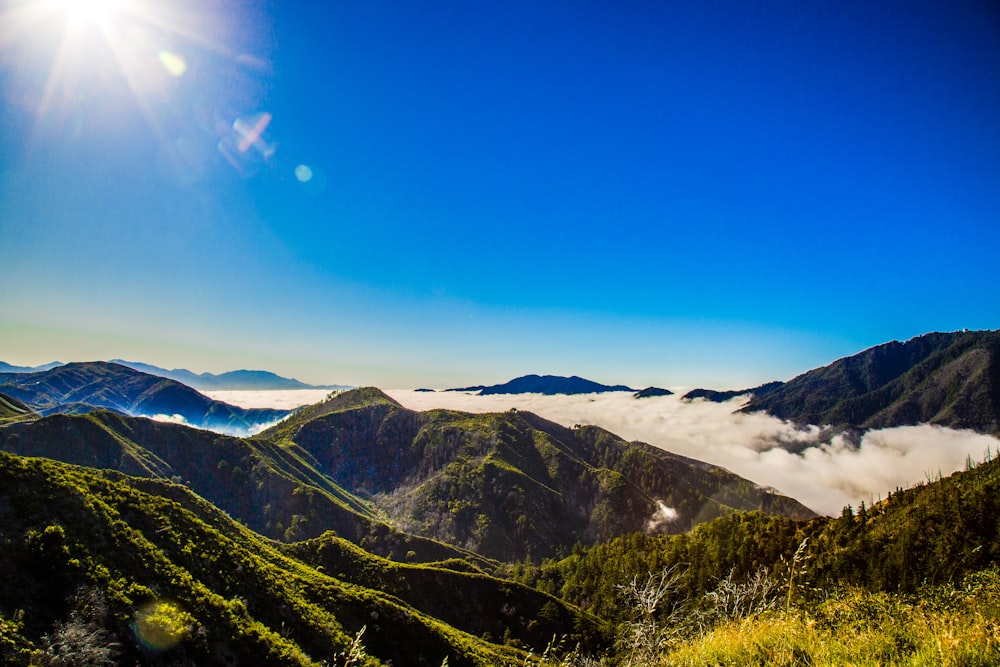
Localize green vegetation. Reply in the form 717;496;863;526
0;392;35;424
263;391;813;561
0;451;598;665
2;381;1000;665
656;569;1000;666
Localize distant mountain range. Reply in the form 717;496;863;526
447;374;635;395
0;359;349;391
111;359;350;391
0;362;289;434
0;361;63;373
3;331;1000;663
0;384;814;563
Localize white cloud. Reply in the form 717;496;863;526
204;389;334;410
208;388;999;516
150;413;190;426
384;390;999;516
647;500;680;532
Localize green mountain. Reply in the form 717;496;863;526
261;388;815;561
0;392;36;424
743;330;1000;433
2;369;1000;665
0;409;497;566
0;451;603;666
0;361;289;434
514;448;1000;628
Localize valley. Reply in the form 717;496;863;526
1;331;999;664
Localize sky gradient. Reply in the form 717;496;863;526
2;0;999;388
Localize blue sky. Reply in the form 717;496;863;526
1;0;998;388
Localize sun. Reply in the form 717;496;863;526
46;0;121;25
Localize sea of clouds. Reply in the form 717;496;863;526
207;388;999;516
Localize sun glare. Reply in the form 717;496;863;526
47;0;120;24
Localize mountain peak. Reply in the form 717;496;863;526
452;374;635;396
323;387;402;411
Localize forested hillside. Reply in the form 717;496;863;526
744;330;1000;434
0;451;603;666
262;388;813;561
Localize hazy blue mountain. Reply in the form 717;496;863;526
0;361;63;373
450;374;635;396
0;362;288;434
111;359;349;391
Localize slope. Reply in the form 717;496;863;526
0;451;601;666
517;446;1000;624
0;392;36;424
743;330;1000;433
0;361;288;434
262;388;815;561
0;410;492;566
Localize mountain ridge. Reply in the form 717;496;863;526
0;450;604;665
0;361;289;435
447;374;635;396
261;388;815;561
742;330;1000;434
111;359;350;391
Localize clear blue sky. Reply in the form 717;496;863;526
2;0;998;388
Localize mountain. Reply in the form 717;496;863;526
260;388;815;561
742;330;1000;434
633;386;674;398
452;374;635;396
682;380;783;403
0;361;63;373
111;359;349;391
0;451;604;666
0;361;288;434
0;409;503;569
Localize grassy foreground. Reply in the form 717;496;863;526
657;568;1000;667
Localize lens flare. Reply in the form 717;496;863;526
158;50;187;77
235;111;273;154
133;599;194;651
294;164;313;182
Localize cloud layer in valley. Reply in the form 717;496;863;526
384;390;1000;516
206;388;999;516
